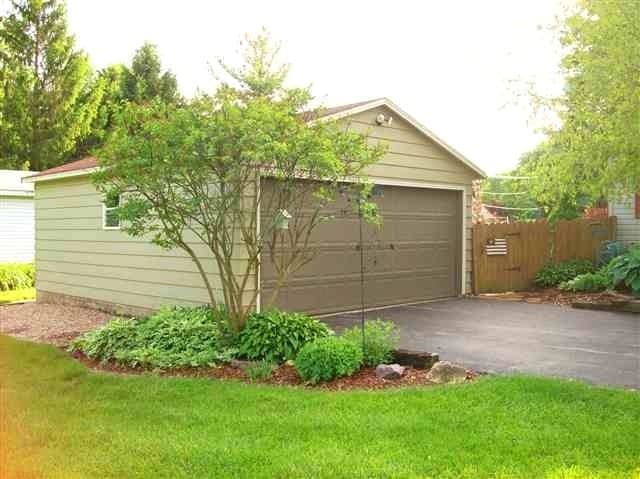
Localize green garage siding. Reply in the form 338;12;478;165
34;176;246;314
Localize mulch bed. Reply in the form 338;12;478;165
70;351;478;391
477;289;634;307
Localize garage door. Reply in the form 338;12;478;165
260;180;461;314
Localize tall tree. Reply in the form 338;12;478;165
0;0;102;171
94;31;385;329
528;0;640;208
121;42;180;104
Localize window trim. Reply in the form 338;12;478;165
635;193;640;219
102;194;121;230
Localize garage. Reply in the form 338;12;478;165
260;179;463;314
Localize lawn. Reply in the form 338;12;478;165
0;287;35;304
1;335;639;479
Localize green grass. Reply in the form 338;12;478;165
0;286;35;304
1;335;639;479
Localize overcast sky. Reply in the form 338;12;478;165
63;0;567;175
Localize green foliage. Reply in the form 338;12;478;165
534;259;596;288
244;360;275;382
122;42;181;105
71;306;235;368
525;0;640;208
0;0;102;171
93;31;385;328
238;310;332;363
607;246;640;296
598;241;628;267
0;287;35;304
559;271;610;293
295;336;363;383
342;319;400;366
0;263;35;291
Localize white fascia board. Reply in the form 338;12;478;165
22;167;101;183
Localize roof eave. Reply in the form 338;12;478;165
22;166;101;184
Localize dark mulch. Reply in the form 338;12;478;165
70;351;477;391
478;289;634;307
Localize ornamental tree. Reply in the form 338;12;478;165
94;32;385;330
527;0;640;208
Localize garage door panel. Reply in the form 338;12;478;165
261;180;461;314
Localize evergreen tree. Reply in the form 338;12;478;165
0;0;102;171
122;42;180;104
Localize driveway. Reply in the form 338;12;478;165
323;298;640;388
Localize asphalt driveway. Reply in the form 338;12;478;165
323;298;640;388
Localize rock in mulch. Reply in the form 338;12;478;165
425;361;468;384
392;349;439;369
375;363;405;380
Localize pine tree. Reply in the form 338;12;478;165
0;0;102;171
122;42;181;104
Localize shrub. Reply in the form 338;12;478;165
607;245;640;296
0;263;35;291
244;360;275;382
598;241;627;266
238;310;332;363
534;259;596;288
295;337;363;383
342;319;400;366
71;306;235;368
559;271;611;292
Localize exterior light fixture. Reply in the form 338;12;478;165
275;209;292;230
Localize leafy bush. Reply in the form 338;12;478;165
559;272;611;292
71;306;235;368
0;263;35;291
238;310;332;363
295;337;363;383
607;245;640;296
598;241;627;266
534;259;596;288
244;360;275;382
342;319;400;366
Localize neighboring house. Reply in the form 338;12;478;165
24;98;485;316
0;170;35;262
609;193;640;245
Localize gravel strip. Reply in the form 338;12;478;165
0;303;112;346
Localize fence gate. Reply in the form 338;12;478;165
472;217;617;294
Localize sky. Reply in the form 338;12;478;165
63;0;567;176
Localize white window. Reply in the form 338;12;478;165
102;192;121;229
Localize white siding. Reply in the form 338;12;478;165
0;197;35;262
610;197;640;245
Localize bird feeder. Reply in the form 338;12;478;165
274;209;292;230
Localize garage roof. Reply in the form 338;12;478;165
25;98;486;182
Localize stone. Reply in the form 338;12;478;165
230;359;253;369
425;361;468;384
392;349;439;369
375;363;405;380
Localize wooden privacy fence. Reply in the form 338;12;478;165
472;217;617;294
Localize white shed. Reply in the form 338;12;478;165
0;170;35;262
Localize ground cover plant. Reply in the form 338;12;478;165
0;263;35;291
0;287;35;304
2;335;640;478
534;259;596;288
238;310;332;362
342;319;399;366
295;336;363;383
608;245;640;296
559;271;611;293
71;306;236;368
